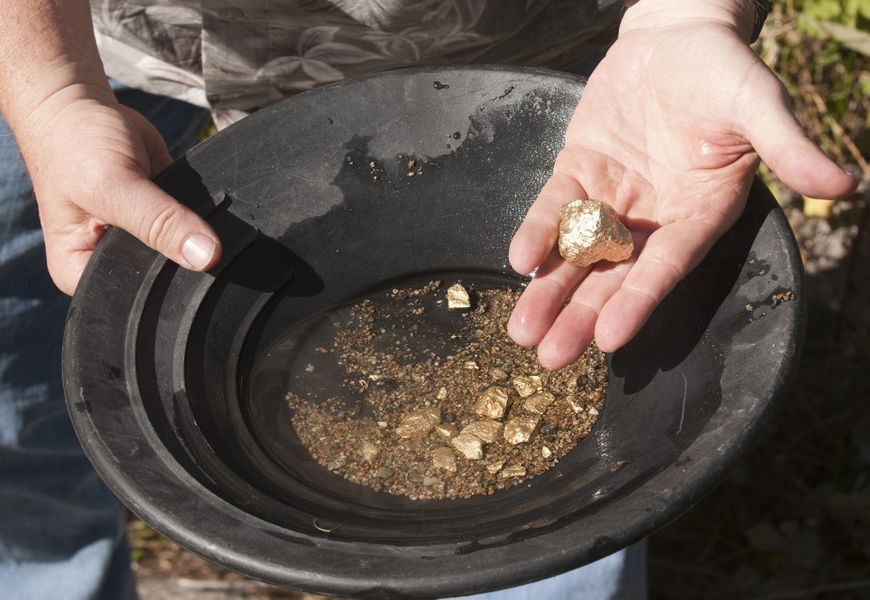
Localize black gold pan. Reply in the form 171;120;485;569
63;66;804;599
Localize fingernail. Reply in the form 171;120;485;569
182;234;216;270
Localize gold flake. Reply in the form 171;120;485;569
588;407;599;416
541;446;552;459
463;361;479;370
558;199;633;268
436;387;448;400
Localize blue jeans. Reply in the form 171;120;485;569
0;84;645;599
0;86;208;600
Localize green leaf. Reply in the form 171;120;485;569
802;0;843;21
818;20;870;55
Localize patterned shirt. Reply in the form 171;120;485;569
91;1;622;124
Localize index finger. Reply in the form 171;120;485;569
508;173;586;276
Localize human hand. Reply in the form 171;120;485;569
13;84;221;295
507;0;856;370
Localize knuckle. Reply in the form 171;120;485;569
553;149;581;177
638;251;684;281
144;203;184;250
621;284;659;308
567;298;599;320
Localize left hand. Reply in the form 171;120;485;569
507;0;856;370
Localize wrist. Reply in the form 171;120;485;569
621;0;757;43
0;0;112;132
4;71;115;138
9;79;118;171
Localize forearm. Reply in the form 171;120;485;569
621;0;758;42
0;0;112;129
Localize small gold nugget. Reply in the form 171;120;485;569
504;415;541;445
431;447;457;472
395;408;440;439
558;199;633;268
512;375;542;398
500;465;527;478
523;391;555;415
474;386;513;420
486;460;505;474
360;439;379;463
451;433;484;459
434;422;458;438
461;420;503;444
447;283;471;309
489;368;509;382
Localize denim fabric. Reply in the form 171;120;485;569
449;542;647;600
0;87;208;600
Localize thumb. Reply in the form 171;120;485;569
742;79;857;199
100;177;221;271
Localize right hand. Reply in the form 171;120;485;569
14;83;221;295
506;1;856;370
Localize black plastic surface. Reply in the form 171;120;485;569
63;66;804;598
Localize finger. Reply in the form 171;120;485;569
507;249;590;347
45;240;93;296
36;201;106;295
94;176;221;271
536;262;630;370
509;173;586;276
42;220;102;296
742;76;856;199
594;219;720;353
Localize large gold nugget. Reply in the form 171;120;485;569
558;199;633;268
